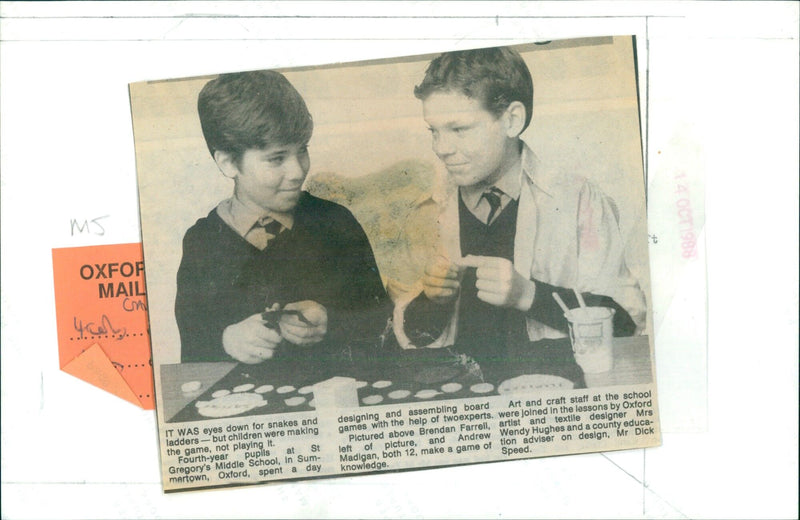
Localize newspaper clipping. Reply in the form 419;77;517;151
130;36;661;492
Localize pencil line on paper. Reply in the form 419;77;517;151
599;451;689;519
600;451;641;484
643;447;647;515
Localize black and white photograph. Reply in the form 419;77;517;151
131;36;660;490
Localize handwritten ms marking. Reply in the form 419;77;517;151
70;215;109;236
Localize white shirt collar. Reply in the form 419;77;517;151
215;196;294;239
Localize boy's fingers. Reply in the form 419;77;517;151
433;254;452;267
475;266;502;281
281;331;302;345
253;325;281;342
233;343;274;364
423;275;460;289
427;255;462;278
444;266;461;279
247;337;274;351
280;314;305;327
458;255;493;268
252;346;274;359
281;329;323;346
475;278;500;293
476;290;502;306
283;301;327;325
426;288;458;302
281;322;315;338
425;263;457;279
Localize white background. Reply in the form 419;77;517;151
1;2;797;519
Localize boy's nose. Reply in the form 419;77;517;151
284;153;309;182
432;133;455;158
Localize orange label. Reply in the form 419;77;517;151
52;243;154;409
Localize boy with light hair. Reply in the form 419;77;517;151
394;47;645;376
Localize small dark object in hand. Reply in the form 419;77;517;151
261;307;312;328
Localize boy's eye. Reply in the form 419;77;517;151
266;154;286;165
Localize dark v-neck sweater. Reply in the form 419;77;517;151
175;192;391;370
456;193;527;366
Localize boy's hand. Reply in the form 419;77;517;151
279;301;328;346
460;255;536;311
422;255;464;304
222;314;282;364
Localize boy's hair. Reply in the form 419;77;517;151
197;70;313;163
414;46;533;132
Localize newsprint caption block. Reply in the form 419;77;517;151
131;35;661;492
161;387;656;488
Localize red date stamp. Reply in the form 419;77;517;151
674;172;698;259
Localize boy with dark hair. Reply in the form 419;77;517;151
393;47;646;375
176;70;391;371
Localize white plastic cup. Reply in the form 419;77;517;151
564;307;615;374
312;376;359;408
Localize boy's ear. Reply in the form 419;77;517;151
213;150;239;179
503;101;527;138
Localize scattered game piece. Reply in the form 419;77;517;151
233;383;255;393
387;389;411;400
181;380;202;393
276;385;296;394
362;394;384;405
441;382;462;393
469;383;494;394
372;380;392;389
254;385;274;394
297;386;314;395
197;392;267;418
497;374;574;394
355;380;368;389
211;389;231;398
284;396;306;407
415;389;438;399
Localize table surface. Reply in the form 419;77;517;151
159;335;653;421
